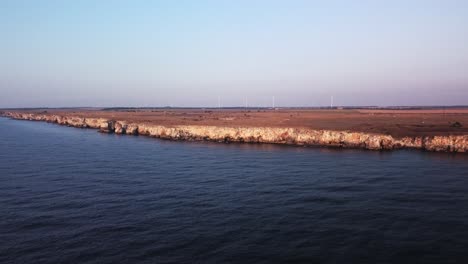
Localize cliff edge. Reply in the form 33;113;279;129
2;111;467;152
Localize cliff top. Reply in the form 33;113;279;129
4;108;468;138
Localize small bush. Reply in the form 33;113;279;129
450;121;463;128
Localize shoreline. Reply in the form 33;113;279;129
2;111;467;153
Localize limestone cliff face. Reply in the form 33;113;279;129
2;112;467;153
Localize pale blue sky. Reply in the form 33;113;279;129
1;0;467;107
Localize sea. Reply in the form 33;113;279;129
1;117;468;263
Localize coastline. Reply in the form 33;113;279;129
2;111;467;153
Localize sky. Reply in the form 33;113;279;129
1;0;467;108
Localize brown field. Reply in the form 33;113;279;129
7;108;468;138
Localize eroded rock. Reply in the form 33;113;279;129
3;112;468;153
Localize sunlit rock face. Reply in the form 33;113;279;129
99;120;115;133
114;121;126;134
2;112;467;153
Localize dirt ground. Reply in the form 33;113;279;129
8;108;468;138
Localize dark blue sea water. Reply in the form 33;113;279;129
1;118;468;263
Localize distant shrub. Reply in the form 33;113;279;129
451;121;463;128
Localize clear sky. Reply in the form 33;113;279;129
1;0;467;107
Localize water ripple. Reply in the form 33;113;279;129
2;118;468;263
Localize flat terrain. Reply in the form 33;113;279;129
5;108;468;138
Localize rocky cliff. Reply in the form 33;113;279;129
2;112;467;152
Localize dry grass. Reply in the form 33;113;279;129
16;108;468;138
